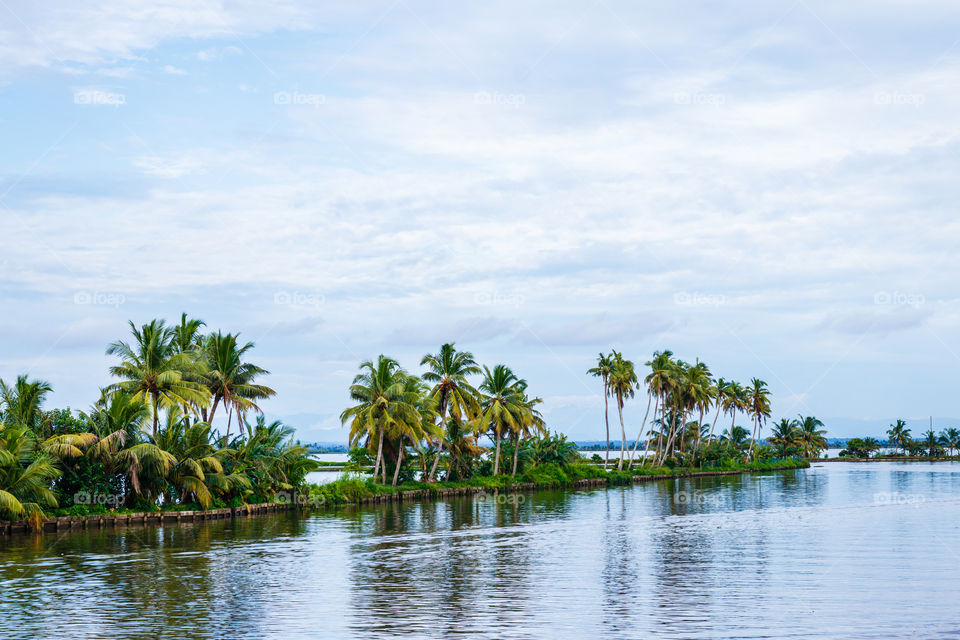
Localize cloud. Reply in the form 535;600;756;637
162;65;188;75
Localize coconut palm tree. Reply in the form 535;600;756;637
421;343;481;482
643;351;676;466
607;351;638;470
171;312;206;355
0;375;53;432
796;415;827;459
340;356;422;483
940;428;960;456
887;420;911;455
0;426;62;519
587;352;615;467
106;319;211;436
476;365;529;476
510;388;545;476
768;418;799;457
747;378;771;459
921;429;941;457
201;331;275;438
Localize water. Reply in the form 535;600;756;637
3;461;960;639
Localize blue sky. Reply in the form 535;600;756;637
1;1;959;441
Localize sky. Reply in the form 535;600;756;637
1;1;958;442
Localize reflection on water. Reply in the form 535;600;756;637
3;462;960;639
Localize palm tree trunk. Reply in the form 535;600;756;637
208;395;221;425
511;433;520;476
373;428;384;481
224;406;233;441
494;429;502;475
152;391;160;437
628;394;654;470
392;437;404;486
617;397;627;470
603;377;610;469
427;406;448;482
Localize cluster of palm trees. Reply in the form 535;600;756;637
0;315;316;520
589;350;805;468
883;420;960;457
340;344;545;485
768;416;828;458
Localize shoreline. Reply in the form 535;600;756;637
1;462;807;537
817;456;960;462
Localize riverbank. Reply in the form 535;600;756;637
818;456;960;462
303;459;810;507
2;459;809;536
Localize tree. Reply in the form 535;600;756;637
476;365;529;476
887;420;910;455
201;331;275;438
587;353;615;467
421;343;481;482
768;418;799;457
106;319;210;436
796;415;827;459
607;351;638;470
0;375;53;433
340;356;422;483
747;378;771;459
635;350;674;468
939;428;960;456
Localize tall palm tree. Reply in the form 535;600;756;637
607;351;638;470
921;428;940;457
201;331;275;438
421;343;481;482
106;319;210;436
796;415;827;459
340;356;422;483
641;350;674;467
476;365;529;476
587;353;614;467
747;378;771;459
171;313;206;354
887;419;910;455
510;388;545;476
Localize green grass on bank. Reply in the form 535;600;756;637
304;458;810;507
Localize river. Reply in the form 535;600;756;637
2;461;959;638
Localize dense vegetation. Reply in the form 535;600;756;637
586;350;827;469
839;421;960;458
0;315;317;523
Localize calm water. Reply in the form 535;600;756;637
3;462;960;639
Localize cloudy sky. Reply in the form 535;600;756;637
1;1;958;441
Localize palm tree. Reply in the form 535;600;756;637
769;418;799;457
747;378;771;459
587;353;614;467
607;351;638;470
510;388;545;476
421;343;481;482
0;375;53;432
171;312;206;354
887;419;910;455
796;415;827;459
641;350;675;467
721;425;751;452
0;426;61;520
442;417;485;481
340;356;422;483
940;428;960;457
921;429;940;457
201;331;275;438
476;365;529;476
106;319;211;436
